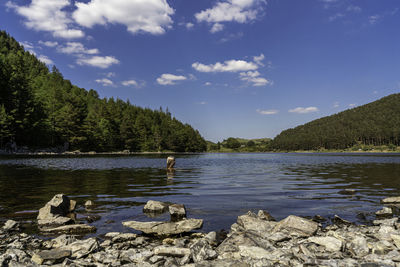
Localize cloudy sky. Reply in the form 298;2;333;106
1;0;400;142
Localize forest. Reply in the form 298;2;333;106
270;93;400;151
0;31;207;152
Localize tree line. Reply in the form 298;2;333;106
0;31;207;152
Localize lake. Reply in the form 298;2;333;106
1;153;400;236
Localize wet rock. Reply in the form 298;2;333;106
375;207;393;217
154;246;190;257
31;249;71;265
123;218;203;235
85;214;101;223
169;204;186;222
37;194;74;226
167;156;175;169
332;215;352;226
190;239;217;262
273;215;319;237
308;236;342;252
143;200;169;214
373;217;398;226
2;220;19;231
84;200;95;208
338;189;356;195
69;200;77;212
257;210;275;221
42;223;96;234
313;215;327;223
382;196;400;204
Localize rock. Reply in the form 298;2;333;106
332;215;352;226
308;236;342;252
338;189;356;195
391;234;400;249
51;234;77;248
69;200;77;212
143;200;169;214
375;207;393;217
169;204;186;222
37;194;74;226
238;245;270;260
122;218;203;235
84;200;95;208
167;156;175;169
373;217;398;226
204;231;217;245
347;235;369;257
273;215;319;237
382;196;400;204
65;237;99;258
42;224;96;234
111;233;138;243
2;220;19;231
154;246;190;257
236;211;277;234
38;216;73;227
257;210;275;221
193;259;250;267
190;239;217;262
31;249;71;265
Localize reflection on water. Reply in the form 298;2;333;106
1;153;400;235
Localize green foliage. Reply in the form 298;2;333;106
271;94;400;151
0;30;207;152
225;137;241;149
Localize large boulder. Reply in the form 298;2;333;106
37;194;74;226
122;218;203;235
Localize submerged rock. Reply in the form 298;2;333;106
123;218;203;235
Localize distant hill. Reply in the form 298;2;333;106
271;94;400;151
207;137;272;152
0;30;207;152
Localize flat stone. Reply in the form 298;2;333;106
154;246;190;257
111;233;138;243
373;217;398;226
143;200;169;214
273;215;319;237
123;218;203;235
169;204;186;222
382;196;400;204
65;237;99;259
2;220;18;231
238;245;270;260
375;207;393;217
38;216;73;227
308;236;342;252
31;249;71;265
42;224;96;234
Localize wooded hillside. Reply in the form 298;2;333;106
271;94;400;150
0;31;207;152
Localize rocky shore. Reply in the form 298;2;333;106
2;195;400;266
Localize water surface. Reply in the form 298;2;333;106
1;153;400;235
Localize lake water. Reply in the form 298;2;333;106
1;153;400;236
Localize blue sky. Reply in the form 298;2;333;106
1;0;400;142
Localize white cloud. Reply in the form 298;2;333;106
6;0;84;39
57;42;99;55
122;80;138;87
204;82;212;86
58;42;99;55
289;107;319;114
186;22;194;29
369;15;380;25
333;102;339;108
195;0;266;33
240;71;270;86
95;78;114;86
210;23;224;33
77;56;119;68
73;0;174;35
157;73;187;85
253;54;265;66
219;31;244;43
256;109;278;115
38;55;53;65
39;40;58;47
20;41;34;50
192;59;258;73
346;5;361;13
328;12;344;22
348;103;357;108
198;101;207;105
